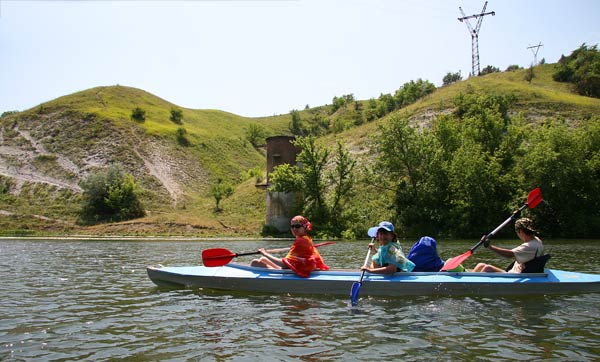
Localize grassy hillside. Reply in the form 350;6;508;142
0;85;291;236
325;63;600;157
1;64;599;237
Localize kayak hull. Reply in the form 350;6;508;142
147;264;600;296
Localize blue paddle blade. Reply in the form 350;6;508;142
350;282;361;306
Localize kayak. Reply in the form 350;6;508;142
147;263;600;296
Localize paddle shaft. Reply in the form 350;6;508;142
357;240;374;284
228;242;335;258
233;247;289;258
440;188;543;271
470;203;529;253
350;238;374;306
202;241;336;267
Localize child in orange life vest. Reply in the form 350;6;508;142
250;215;329;277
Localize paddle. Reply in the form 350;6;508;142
201;241;336;267
440;188;543;271
350;238;375;306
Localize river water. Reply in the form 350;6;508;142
1;238;599;361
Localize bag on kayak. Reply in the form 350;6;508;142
407;236;444;272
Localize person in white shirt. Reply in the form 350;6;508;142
473;218;544;273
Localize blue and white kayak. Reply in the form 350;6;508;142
147;263;600;296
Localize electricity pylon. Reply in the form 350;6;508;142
527;42;544;65
458;1;495;76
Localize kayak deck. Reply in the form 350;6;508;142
147;264;600;297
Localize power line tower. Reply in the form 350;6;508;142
458;1;495;76
527;42;544;65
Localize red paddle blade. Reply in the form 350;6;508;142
527;188;543;209
202;248;236;267
440;250;472;271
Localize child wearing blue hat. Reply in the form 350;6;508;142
362;221;415;274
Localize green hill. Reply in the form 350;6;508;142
0;85;292;236
0;63;599;237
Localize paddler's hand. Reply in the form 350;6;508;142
258;248;267;255
361;266;371;273
481;235;491;248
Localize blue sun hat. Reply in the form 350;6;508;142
367;221;395;237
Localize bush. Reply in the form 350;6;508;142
130;107;146;122
176;127;190;146
245;123;267;147
443;71;462;85
525;65;535;83
211;178;234;211
480;65;500;75
553;44;600;98
79;164;145;223
170;108;183;124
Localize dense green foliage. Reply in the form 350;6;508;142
373;93;600;238
553;43;600;98
290;80;437;138
3;49;600;237
331;94;355;113
80;164;145;223
175;127;190;146
170;108;183;124
130;107;146;122
443;71;462;86
517;120;600;237
525;65;535;83
245;123;268;147
480;65;501;75
269;136;356;238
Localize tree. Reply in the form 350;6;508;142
269;136;356;236
289;110;305;136
176;127;190;146
170;108;183;124
442;71;462;86
394;79;436;108
80;164;145;223
377;93;395;116
245;123;268;147
516;120;600;237
211;178;234;211
331;94;355;113
480;65;500;75
130;107;146;122
373;93;521;237
525;65;535;83
327;141;356;228
553;43;600;98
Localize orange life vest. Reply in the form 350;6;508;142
282;235;330;278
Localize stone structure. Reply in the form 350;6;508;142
260;136;300;232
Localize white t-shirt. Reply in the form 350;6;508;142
509;237;544;273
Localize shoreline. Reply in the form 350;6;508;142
0;235;295;241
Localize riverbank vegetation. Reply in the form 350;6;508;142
1;45;600;238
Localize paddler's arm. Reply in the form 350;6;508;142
258;248;285;267
486;244;515;259
361;263;398;275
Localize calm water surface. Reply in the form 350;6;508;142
1;238;599;361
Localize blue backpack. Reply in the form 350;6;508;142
407;236;444;272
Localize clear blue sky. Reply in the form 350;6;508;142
1;0;599;117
